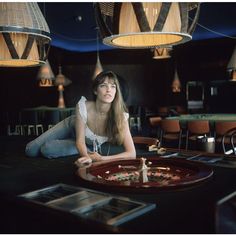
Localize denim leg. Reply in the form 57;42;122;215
41;142;94;159
40;139;78;158
25;115;76;157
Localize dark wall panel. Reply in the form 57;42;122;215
0;37;235;114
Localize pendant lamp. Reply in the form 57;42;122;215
227;46;236;81
37;60;55;87
95;2;200;49
0;2;51;67
172;68;181;93
92;28;103;80
153;47;172;59
54;66;72;108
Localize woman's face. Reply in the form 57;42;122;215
96;77;117;103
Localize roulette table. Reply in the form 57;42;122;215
77;157;213;193
2;138;236;233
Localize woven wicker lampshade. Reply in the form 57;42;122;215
227;46;236;81
37;60;55;87
153;47;172;59
95;2;200;49
54;66;72;108
0;2;51;67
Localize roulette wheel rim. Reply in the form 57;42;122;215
76;157;213;193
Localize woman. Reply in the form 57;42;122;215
25;71;136;164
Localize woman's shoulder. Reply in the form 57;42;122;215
77;96;87;104
76;96;95;115
77;96;94;105
77;96;93;107
124;112;129;120
76;96;90;122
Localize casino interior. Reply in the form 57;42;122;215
1;2;236;234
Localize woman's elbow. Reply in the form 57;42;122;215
129;150;136;159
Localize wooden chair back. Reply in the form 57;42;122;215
132;136;159;146
186;120;210;150
160;119;182;149
187;120;210;135
161;119;181;133
149;116;162;127
215;121;236;136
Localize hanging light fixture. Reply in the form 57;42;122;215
92;27;103;80
37;60;55;87
152;47;172;59
172;68;181;93
54;66;72;108
227;46;236;81
151;4;196;59
0;2;51;67
94;2;200;49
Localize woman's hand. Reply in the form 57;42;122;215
88;151;103;162
74;156;92;167
74;152;104;168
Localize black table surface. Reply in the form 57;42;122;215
0;136;236;233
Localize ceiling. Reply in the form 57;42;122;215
38;2;236;53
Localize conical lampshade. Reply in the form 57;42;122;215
92;55;103;80
172;69;181;93
37;60;55;87
227;46;236;80
95;2;200;49
92;28;103;80
0;2;51;67
153;47;172;59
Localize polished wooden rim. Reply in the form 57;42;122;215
76;157;213;193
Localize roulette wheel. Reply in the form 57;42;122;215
77;157;213;193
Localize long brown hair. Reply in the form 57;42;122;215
92;71;128;145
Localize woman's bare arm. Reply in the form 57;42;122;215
90;118;136;162
75;104;90;157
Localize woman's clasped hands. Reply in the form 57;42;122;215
74;151;103;167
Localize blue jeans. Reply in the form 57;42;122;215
25;115;125;159
25;115;82;158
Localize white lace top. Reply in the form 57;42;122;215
77;96;129;146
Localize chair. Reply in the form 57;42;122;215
6;111;22;135
185;120;210;150
215;121;236;153
132;136;159;146
160;119;182;149
43;110;61;130
221;127;236;155
149;116;162;139
21;110;44;136
132;136;159;154
128;105;142;134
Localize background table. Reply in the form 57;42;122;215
167;113;236;129
22;106;75;122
